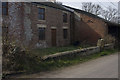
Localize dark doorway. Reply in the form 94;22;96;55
51;29;56;46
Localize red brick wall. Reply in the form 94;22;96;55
74;12;108;45
80;13;108;37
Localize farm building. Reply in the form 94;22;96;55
2;2;120;49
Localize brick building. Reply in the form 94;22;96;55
64;6;108;45
2;2;72;49
2;2;113;49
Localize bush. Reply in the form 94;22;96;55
2;42;38;72
104;35;115;44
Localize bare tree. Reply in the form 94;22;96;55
108;6;117;21
82;2;102;16
101;6;118;21
93;4;102;15
101;10;109;20
82;2;94;13
110;16;118;23
82;2;118;23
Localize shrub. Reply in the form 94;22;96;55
2;42;38;72
104;35;115;44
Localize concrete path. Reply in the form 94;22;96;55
13;53;118;78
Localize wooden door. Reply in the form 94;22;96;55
51;29;56;46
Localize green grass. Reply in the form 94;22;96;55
3;48;118;78
31;46;81;57
24;49;118;74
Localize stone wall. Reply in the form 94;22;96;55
104;44;114;50
3;2;25;47
41;44;114;61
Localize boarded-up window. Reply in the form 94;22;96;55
2;2;8;15
38;27;45;40
63;29;68;39
38;8;45;20
63;13;67;23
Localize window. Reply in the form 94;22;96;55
63;29;68;39
63;13;67;23
38;27;45;40
2;2;8;15
38;8;45;20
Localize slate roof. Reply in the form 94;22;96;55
63;5;106;21
32;2;72;12
32;2;119;26
63;5;120;26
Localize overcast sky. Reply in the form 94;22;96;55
57;0;118;10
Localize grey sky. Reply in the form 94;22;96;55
57;0;119;2
57;0;118;10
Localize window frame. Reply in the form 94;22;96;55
38;7;45;20
2;2;8;15
38;27;46;40
63;29;68;39
63;12;68;23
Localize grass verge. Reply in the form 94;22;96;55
4;48;118;78
31;46;81;57
24;49;118;74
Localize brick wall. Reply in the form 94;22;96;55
80;13;108;38
30;3;71;48
3;2;71;49
73;11;108;45
2;2;109;49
